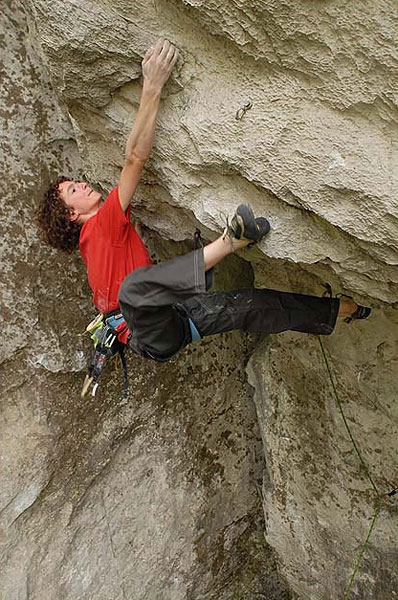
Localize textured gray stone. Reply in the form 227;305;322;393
2;0;398;599
247;313;398;599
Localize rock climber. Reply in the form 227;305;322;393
37;39;371;393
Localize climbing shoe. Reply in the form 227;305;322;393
227;204;270;244
345;305;372;324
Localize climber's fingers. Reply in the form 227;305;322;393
166;43;179;68
159;38;170;59
142;39;178;87
145;39;178;66
142;45;155;64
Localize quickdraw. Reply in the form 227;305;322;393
81;311;129;400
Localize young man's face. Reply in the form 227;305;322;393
58;180;102;224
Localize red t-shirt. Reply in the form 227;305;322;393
79;187;152;338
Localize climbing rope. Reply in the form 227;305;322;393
318;337;379;496
318;337;396;600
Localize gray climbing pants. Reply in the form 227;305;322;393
118;248;340;362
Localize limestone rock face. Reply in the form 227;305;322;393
29;0;398;303
247;317;398;600
2;0;398;599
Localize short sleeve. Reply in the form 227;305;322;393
96;187;131;245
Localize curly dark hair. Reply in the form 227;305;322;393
37;176;81;253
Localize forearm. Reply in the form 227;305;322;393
125;84;162;163
117;40;177;210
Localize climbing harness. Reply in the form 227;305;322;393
235;100;253;121
81;310;129;400
81;229;206;398
318;337;396;599
188;317;201;342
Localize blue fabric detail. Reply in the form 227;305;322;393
188;318;201;342
106;314;125;329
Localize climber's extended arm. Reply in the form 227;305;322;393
118;39;178;212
